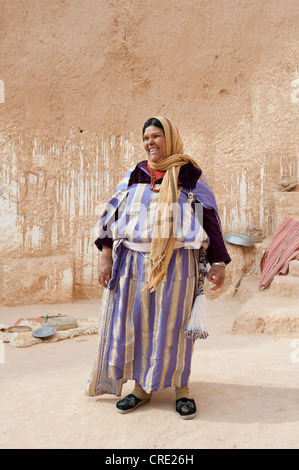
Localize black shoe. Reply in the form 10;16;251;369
176;397;197;419
116;393;151;414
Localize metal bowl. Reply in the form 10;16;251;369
32;327;57;339
224;232;255;247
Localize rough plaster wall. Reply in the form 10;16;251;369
0;0;298;303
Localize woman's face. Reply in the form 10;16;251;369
143;125;167;163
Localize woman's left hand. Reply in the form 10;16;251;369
207;265;225;291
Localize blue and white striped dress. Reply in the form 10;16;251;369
86;167;213;396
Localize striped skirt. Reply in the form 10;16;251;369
86;245;199;396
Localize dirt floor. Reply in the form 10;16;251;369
0;296;298;450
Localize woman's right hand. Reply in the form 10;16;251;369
98;246;113;288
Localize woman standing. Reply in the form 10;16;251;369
86;116;230;419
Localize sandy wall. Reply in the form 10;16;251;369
0;0;298;304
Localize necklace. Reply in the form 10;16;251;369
149;168;161;193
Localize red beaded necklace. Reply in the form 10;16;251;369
147;163;165;193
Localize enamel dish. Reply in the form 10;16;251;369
32;327;57;339
224;232;255;247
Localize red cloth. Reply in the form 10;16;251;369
259;216;299;289
146;162;165;180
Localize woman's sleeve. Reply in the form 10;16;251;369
193;173;231;265
202;206;231;265
94;168;133;251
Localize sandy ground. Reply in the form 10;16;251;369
0;297;298;450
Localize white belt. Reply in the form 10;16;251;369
122;240;197;252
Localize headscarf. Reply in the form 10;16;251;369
146;116;200;292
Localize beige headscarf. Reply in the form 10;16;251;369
146;116;200;292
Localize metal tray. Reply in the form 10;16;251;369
224;232;255;247
32;327;57;339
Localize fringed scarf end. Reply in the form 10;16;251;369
184;289;209;340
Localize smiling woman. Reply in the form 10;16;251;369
142;118;167;163
86;116;231;420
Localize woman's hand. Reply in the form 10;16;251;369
98;246;113;288
207;264;225;291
